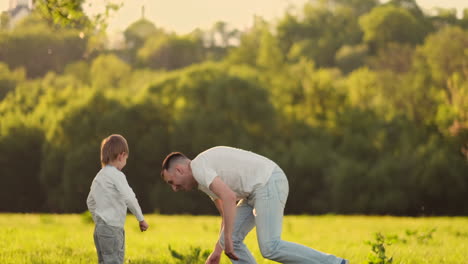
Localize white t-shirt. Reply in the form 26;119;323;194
190;146;277;200
86;165;144;228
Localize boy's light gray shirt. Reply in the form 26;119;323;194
86;165;144;228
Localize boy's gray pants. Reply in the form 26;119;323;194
93;216;125;264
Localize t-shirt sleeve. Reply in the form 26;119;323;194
198;184;219;201
191;155;218;197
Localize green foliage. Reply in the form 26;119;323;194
388;0;425;17
226;16;268;66
90;54;131;89
0;12;9;30
80;211;93;224
0;0;468;215
64;61;90;85
462;9;468;29
35;0;90;29
366;233;393;264
413;26;468;130
418;26;468;86
137;34;204;70
35;0;121;32
368;43;414;73
168;245;210;264
209;21;239;48
256;29;284;71
142;62;276;151
430;8;460;30
277;0;367;67
359;5;426;52
198;22;236;62
405;228;437;244
364;226;437;264
334;0;379;15
0;62;25;100
0;15;87;78
1;215;466;263
335;44;368;73
0;123;45;212
123;18;162;64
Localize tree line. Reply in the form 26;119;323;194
0;0;467;215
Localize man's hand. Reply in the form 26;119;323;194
205;251;222;264
209;177;239;261
139;220;149;232
224;237;239;260
206;240;223;264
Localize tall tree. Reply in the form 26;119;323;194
90;54;131;89
0;63;25;100
0;15;87;78
137;34;204;70
277;0;367;67
226;16;269;66
414;26;468;132
359;5;426;53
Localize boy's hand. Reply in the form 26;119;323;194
139;220;149;232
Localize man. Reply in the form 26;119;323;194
161;146;348;264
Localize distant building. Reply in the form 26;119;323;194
8;0;33;29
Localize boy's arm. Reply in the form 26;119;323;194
113;173;145;222
86;191;97;222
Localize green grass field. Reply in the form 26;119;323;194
0;214;466;264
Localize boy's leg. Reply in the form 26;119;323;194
219;200;257;264
93;226;104;264
121;230;125;261
94;220;125;264
253;168;344;264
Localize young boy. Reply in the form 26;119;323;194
87;134;149;264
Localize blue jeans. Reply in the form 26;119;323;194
219;166;343;264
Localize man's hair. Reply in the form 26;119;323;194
161;152;188;178
100;134;129;167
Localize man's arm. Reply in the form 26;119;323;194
214;198;225;242
209;177;239;261
205;199;224;264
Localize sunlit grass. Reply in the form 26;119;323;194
0;214;466;263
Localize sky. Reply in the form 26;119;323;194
1;0;467;34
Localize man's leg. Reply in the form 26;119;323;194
219;199;257;264
254;167;344;264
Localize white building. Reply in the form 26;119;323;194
8;0;33;29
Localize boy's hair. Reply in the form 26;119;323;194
160;152;188;178
101;134;129;167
